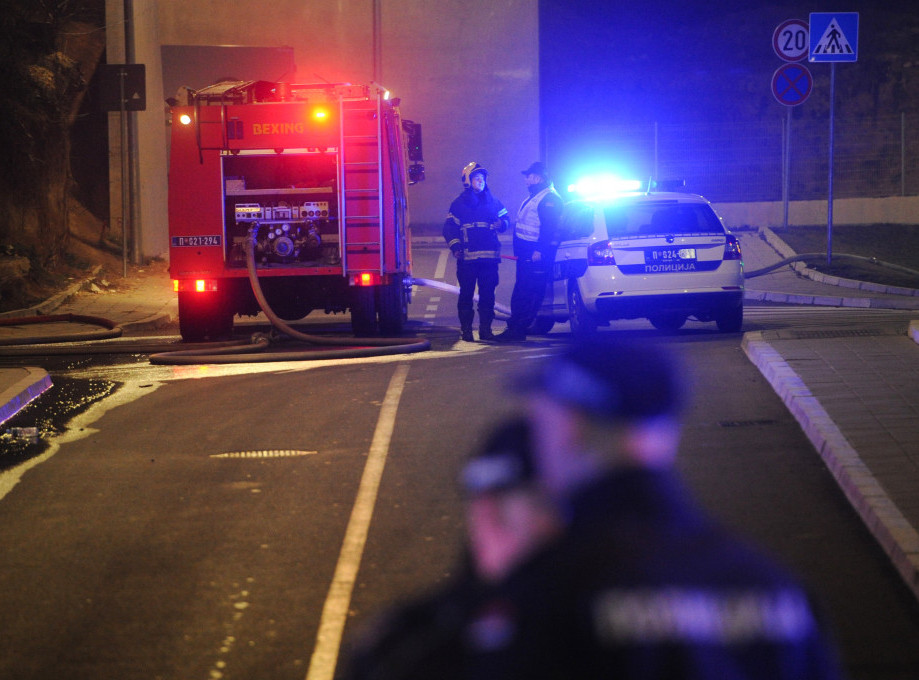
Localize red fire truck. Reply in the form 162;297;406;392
167;80;424;341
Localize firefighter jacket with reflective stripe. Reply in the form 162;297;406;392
444;187;509;262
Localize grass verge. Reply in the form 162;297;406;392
770;225;919;289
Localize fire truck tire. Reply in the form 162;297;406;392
350;287;378;336
378;279;406;336
178;292;234;342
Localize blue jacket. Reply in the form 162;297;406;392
443;187;509;262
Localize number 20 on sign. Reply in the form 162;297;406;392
773;19;808;62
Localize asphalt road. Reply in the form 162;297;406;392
0;246;918;678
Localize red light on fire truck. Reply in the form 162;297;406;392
312;107;329;121
173;279;219;293
352;272;380;287
178;113;192;125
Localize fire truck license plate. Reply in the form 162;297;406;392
171;235;222;247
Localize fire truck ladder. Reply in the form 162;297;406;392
339;93;384;275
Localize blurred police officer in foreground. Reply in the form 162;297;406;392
342;418;562;680
495;161;562;342
443;162;509;342
497;335;846;679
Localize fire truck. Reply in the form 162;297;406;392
167;80;424;341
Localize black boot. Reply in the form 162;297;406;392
494;326;526;342
479;310;495;341
459;309;474;342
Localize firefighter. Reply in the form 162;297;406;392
443;162;509;341
341;418;562;680
495;162;563;342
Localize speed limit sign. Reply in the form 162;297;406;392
773;19;809;62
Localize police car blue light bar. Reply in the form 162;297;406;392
567;174;643;201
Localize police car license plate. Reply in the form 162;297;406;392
645;247;696;265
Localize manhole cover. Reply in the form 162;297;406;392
210;449;317;459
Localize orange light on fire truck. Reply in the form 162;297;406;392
313;107;329;121
173;279;219;293
178;113;192;125
352;272;381;286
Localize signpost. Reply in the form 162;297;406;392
772;20;811;230
809;12;859;265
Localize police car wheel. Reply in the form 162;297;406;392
568;282;598;337
649;313;687;333
716;306;744;333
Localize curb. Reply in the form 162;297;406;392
0;266;103;320
760;227;919;298
0;367;52;426
742;331;919;604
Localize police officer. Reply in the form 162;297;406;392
480;335;845;679
495;162;562;342
341;418;562;680
443;162;509;341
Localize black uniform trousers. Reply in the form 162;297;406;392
506;239;552;334
456;259;499;331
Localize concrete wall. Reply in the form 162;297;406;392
714;196;919;229
109;0;540;260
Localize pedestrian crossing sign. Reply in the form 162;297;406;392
809;13;858;63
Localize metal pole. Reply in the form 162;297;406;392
372;0;382;83
902;111;906;197
119;70;128;278
782;108;790;230
827;62;835;266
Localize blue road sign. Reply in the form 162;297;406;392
772;63;813;106
809;13;858;63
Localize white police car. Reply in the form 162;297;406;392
535;179;744;335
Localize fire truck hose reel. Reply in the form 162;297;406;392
238;228;430;351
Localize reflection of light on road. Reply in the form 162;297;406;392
0;381;161;502
56;342;493;383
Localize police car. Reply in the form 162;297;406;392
535;178;744;335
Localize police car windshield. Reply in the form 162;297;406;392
603;201;723;238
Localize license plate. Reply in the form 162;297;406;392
645;247;696;264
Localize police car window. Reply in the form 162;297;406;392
603;203;723;237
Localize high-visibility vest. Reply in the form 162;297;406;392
515;186;557;242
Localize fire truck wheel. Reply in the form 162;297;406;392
351;286;378;337
378;279;406;336
178;292;234;342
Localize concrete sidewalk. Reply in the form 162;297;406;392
1;232;918;601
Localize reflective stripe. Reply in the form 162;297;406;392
593;588;815;644
463;250;501;260
515;187;555;242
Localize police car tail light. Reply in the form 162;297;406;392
723;234;742;261
588;240;617;266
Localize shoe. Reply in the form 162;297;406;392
461;329;474;342
494;329;526;342
479;328;496;341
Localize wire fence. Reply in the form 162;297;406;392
583;114;919;203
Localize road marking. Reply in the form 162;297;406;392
434;248;449;280
305;363;410;680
